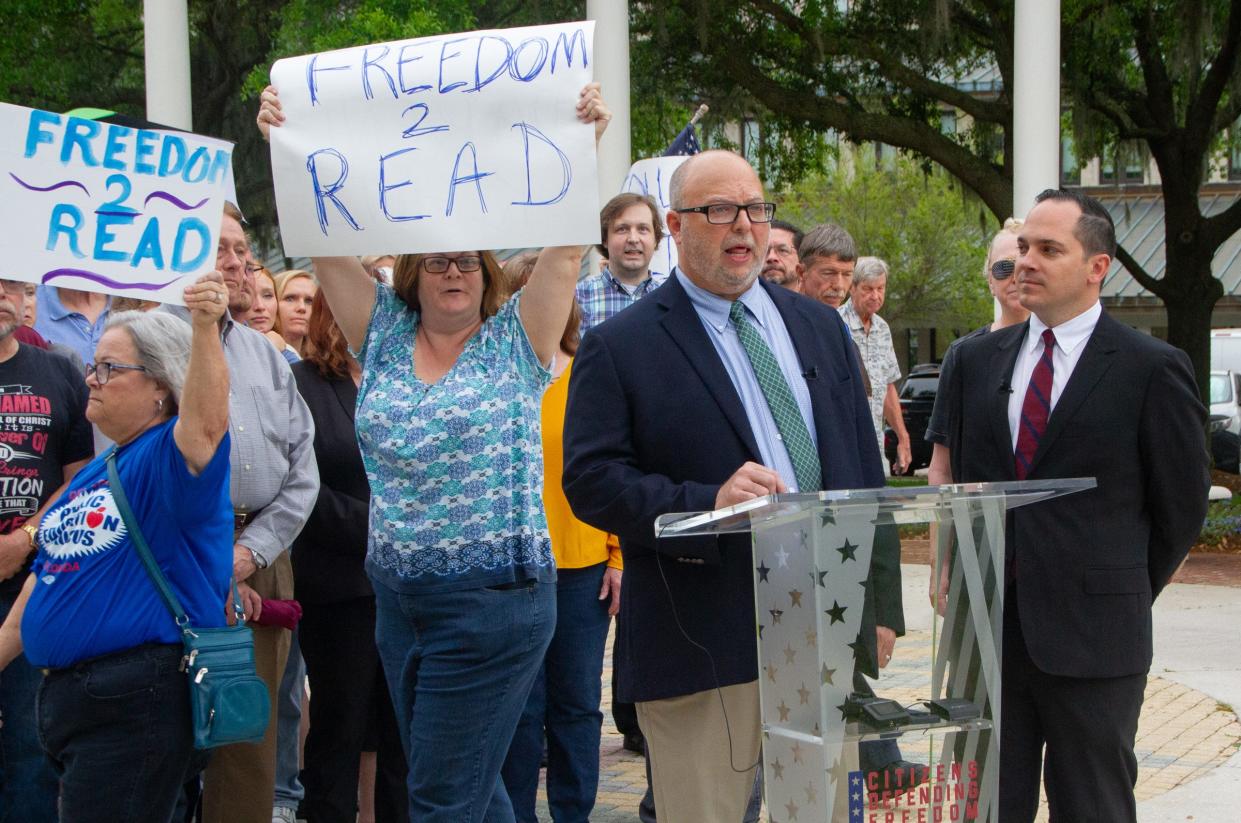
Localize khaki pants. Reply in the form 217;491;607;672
636;680;761;823
201;551;294;823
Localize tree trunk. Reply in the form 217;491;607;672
1161;240;1223;406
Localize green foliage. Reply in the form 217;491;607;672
1199;496;1241;548
777;152;995;333
240;1;477;98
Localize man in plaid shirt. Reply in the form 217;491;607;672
577;193;667;334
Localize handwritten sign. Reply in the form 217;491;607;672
268;21;599;257
621;155;689;277
0;103;233;305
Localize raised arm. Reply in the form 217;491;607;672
257;86;375;350
518;83;611;364
174;273;230;474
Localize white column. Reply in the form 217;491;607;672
143;0;193;130
587;0;631;205
1012;0;1061;219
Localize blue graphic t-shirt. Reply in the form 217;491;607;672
356;283;555;594
21;420;233;668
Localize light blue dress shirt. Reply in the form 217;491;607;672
34;285;110;365
675;269;819;491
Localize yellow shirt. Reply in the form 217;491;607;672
542;359;622;570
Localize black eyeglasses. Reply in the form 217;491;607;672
674;202;777;224
422;256;482;274
86;362;149;385
990;258;1016;280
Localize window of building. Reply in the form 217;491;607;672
1061;132;1081;185
742;119;760;166
1100;141;1147;183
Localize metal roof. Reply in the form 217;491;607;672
1092;185;1241;301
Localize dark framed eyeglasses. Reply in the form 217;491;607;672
674;202;777;224
990;258;1017;280
421;255;483;274
86;361;149;385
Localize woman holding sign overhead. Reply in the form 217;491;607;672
259;82;610;822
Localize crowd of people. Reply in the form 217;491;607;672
0;74;1211;823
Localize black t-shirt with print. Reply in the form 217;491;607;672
0;344;93;598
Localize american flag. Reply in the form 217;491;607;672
662;122;701;156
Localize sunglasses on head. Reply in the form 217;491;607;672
990;258;1016;280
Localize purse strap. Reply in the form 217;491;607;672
105;447;244;634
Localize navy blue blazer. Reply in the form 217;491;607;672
563;273;893;702
938;311;1209;678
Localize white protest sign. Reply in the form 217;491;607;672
0;103;233;305
620;155;689;277
268;21;600;257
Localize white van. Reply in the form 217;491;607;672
1212;329;1241;374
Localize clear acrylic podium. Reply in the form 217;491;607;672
654;479;1095;823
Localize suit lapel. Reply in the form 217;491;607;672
988;324;1025;480
657;274;762;461
1029;312;1119;471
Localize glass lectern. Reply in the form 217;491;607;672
654;479;1096;823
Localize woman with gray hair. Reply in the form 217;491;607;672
0;273;236;823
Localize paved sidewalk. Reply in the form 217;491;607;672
535;557;1241;821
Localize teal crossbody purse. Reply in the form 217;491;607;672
106;449;270;749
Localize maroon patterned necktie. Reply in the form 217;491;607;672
1014;329;1056;480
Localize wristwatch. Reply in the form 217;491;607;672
248;547;268;570
20;522;38;549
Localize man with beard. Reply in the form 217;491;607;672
0;278;93;821
760;219;803;291
577;192;666;334
564;151;888;822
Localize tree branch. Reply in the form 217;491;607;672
1114;244;1165;295
1202;192;1241;249
1129;4;1177;132
1189;0;1241;143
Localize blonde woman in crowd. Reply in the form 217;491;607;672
275;270;317;359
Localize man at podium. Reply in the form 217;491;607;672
563;150;896;822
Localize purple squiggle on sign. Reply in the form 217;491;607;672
144;191;208;211
9;173;90;196
42;269;183;292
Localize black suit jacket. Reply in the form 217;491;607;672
563;274;897;703
290;362;373;605
940;311;1208;678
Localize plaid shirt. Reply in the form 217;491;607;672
576;268;668;334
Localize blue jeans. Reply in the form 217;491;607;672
274;627;306;810
373;577;555;823
37;642;208;823
0;589;58;823
501;564;611;823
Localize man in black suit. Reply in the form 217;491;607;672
563;150;898;821
933;189;1209;821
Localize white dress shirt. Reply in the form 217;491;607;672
1007;301;1103;451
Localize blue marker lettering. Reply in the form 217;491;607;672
306;54;352;106
93;211;137;263
471;36;513;92
445;142;492;216
306;149;362;235
207;149;231;185
397;42;433;94
550;29;589;72
158;135;187;177
508;38;548;83
60;118;101;167
24;110;61;159
102;124;132;172
182;146;210;184
45;204;85;257
401;103;450;140
361;46;397;100
655;167;670;208
438;37;471;93
171;217;211;272
510;122;571;206
378;147;430;223
130;217;165;269
134;130;159;175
